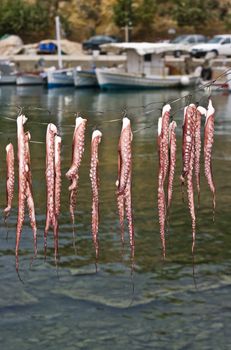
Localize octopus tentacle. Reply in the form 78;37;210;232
90;130;102;260
54;135;62;261
167;121;177;211
194;106;206;207
157;104;171;258
160;104;171;186
204;99;216;219
44;123;57;258
117;118;132;195
157;117;166;258
54;135;62;218
180;104;196;187
116;118;134;256
187;137;196;255
24;131;37;258
4;143;14;223
66;116;87;226
16;115;28;273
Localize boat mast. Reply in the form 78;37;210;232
55;16;63;69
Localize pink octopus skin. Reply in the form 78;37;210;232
54;135;62;218
204;99;216;218
44;123;57;257
187;135;196;255
4;143;14;223
159;104;171;186
16;115;28;272
66;116;87;225
157;116;165;258
116;118;134;252
90;130;102;260
157;104;171;258
194;106;206;206
54;135;62;260
24;131;37;257
167;121;177;211
180;104;196;186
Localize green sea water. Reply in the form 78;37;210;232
0;86;230;350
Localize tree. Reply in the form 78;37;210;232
113;0;137;28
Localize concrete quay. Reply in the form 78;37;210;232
0;54;127;71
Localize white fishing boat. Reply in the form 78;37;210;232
16;73;45;86
73;67;98;87
96;43;200;90
46;68;74;88
0;60;17;84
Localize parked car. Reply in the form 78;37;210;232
190;34;231;58
168;34;208;57
82;35;120;54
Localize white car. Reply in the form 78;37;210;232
191;34;231;58
164;34;208;57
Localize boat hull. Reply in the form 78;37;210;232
74;69;98;87
17;74;44;86
47;70;74;88
0;75;17;84
96;68;199;90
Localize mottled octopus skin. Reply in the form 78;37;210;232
204;99;216;218
16;115;28;272
44;123;57;258
54;135;62;260
4;143;14;223
180;104;196;186
116;118;134;254
187;134;196;255
194;106;206;206
167;121;177;211
24;131;37;257
157;104;171;259
159;104;171;186
90;130;102;260
66;116;87;225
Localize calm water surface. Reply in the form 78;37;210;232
0;86;230;349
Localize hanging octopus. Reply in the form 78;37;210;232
44;123;58;260
181;104;197;253
90;130;102;261
66;116;87;226
204;99;216;220
4;143;14;224
116;117;134;258
180;104;196;188
24;131;37;258
16;115;38;273
194;106;206;206
54;135;62;260
167;120;177;211
157;104;171;259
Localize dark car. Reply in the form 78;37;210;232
82;35;120;54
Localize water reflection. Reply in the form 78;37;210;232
0;86;230;350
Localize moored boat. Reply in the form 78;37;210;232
0;60;17;84
16;73;45;86
73;67;98;88
47;68;74;88
96;42;200;90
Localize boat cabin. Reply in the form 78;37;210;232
100;42;176;76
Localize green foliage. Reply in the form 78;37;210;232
172;0;231;30
0;0;70;42
113;0;137;27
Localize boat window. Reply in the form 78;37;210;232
144;54;152;62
